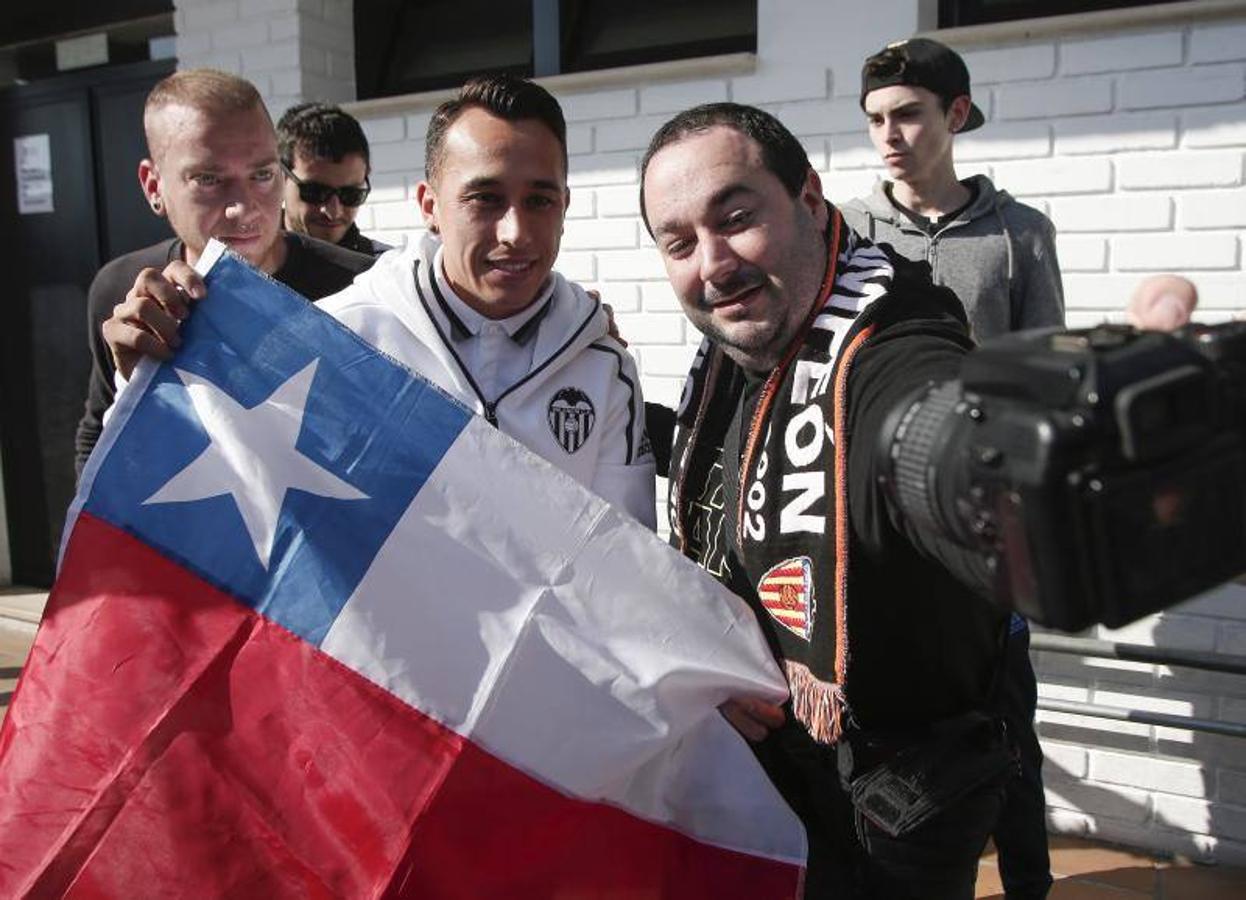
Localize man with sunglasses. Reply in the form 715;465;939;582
277;102;390;257
74;70;375;476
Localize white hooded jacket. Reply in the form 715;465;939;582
318;236;657;527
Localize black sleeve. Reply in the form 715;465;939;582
845;325;995;598
644;401;676;478
74;268;125;477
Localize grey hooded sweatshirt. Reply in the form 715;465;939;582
840;174;1064;340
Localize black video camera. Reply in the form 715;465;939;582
884;321;1246;632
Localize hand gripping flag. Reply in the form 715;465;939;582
0;243;806;898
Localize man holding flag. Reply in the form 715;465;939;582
104;74;656;527
0;77;804;898
75;69;374;475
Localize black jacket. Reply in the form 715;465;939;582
337;223;392;257
670;231;1007;737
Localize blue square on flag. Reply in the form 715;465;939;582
82;249;472;645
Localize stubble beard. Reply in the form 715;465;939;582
697;205;829;373
702;313;788;373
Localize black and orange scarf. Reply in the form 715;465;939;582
670;210;900;745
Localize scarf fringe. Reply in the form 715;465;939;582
784;658;846;745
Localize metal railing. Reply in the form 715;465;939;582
1030;632;1246;739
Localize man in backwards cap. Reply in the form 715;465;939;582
842;38;1064;339
842;37;1062;900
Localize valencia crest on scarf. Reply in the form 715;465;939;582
670;209;897;745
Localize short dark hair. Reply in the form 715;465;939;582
638;102;811;235
277;102;371;170
424;74;567;184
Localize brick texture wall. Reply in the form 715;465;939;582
173;0;1246;865
174;0;355;116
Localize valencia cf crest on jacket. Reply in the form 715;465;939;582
757;556;816;641
548;387;596;454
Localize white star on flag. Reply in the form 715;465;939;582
145;359;368;569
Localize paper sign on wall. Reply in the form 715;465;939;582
15;134;54;215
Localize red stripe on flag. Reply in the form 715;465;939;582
1;514;800;898
387;730;800;899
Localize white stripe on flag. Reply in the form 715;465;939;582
321;416;806;863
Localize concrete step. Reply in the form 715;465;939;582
0;587;47;639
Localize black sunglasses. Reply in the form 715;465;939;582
282;164;371;207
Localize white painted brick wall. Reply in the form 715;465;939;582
1184;105;1246;148
960;44;1057;84
552;252;595;283
1119;63;1246;111
639;79;729;114
1190;22;1246;64
596;115;672;152
1046;778;1153;825
166;0;1246;864
557;220;638;251
771;97;864;137
1060;31;1185;75
1116;150;1244;189
956;121;1053;160
560;89;637;121
173;0;355;116
991;157;1113;195
1179;189;1246;229
1113;232;1239;270
565;189;595;220
567;152;639;187
1046;195;1172;232
1054;110;1179;154
995;77;1114;121
1054;235;1107;272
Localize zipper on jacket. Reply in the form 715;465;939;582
414;259;598;433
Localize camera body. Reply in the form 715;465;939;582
887;322;1246;631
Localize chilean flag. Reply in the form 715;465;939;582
0;244;806;898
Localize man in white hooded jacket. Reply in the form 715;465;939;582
102;74;656;528
321;229;654;525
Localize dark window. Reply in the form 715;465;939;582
5;0;172;46
939;0;1176;28
0;2;173;84
355;0;756;101
556;0;756;74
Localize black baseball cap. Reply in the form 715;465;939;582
860;37;985;133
